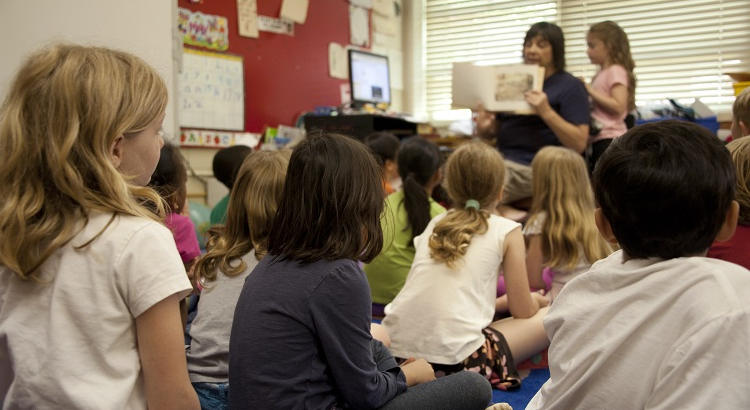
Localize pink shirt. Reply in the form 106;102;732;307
165;212;201;264
590;64;629;141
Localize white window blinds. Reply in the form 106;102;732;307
560;0;750;115
423;0;750;120
424;0;557;120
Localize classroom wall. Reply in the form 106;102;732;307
177;0;403;133
0;0;178;135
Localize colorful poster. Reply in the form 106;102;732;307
178;8;229;51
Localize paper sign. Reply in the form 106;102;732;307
177;8;229;51
234;132;261;148
179;129;261;148
237;0;259;38
329;43;348;79
350;0;373;8
340;83;351;105
258;15;295;35
372;13;396;35
349;6;369;47
281;0;309;24
373;0;393;16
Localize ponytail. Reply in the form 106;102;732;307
429;206;489;267
396;138;442;245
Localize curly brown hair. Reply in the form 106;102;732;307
589;21;636;111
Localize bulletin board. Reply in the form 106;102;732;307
179;48;245;131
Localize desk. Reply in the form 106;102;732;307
304;114;418;140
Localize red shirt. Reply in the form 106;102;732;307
707;224;750;270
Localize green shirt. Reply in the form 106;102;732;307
210;195;230;226
365;191;446;304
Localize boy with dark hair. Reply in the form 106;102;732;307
364;131;400;195
527;120;750;409
210;145;252;225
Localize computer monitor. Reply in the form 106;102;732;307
348;49;390;107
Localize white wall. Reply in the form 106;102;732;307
0;0;178;135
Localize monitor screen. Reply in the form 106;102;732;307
349;50;390;106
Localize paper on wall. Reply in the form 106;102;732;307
350;0;373;9
372;0;394;16
349;6;369;47
237;0;259;38
258;15;295;35
280;0;309;24
372;13;396;35
328;42;348;79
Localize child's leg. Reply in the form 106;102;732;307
378;371;491;410
489;306;549;364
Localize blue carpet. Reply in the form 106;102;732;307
491;368;549;409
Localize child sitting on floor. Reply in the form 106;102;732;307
707;136;750;269
384;141;550;391
365;131;401;195
187;150;289;409
524;146;612;300
527;120;750;409
228;132;491;410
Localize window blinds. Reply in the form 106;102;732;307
423;0;750;120
560;0;750;115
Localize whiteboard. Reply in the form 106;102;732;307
179;49;244;131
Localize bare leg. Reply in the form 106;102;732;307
489;307;549;364
371;323;391;348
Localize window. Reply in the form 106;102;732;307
422;0;750;121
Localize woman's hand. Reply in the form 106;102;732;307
524;90;552;116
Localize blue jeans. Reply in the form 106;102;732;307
193;382;229;410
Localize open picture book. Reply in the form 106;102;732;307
452;63;545;114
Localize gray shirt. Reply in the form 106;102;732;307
187;250;257;383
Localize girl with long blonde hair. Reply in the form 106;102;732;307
0;44;198;408
187;149;288;408
525;146;612;300
384;141;550;391
584;20;636;171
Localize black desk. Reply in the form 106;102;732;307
304;114;418;141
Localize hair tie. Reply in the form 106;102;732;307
464;199;480;209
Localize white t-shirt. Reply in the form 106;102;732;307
383;212;520;364
0;212;192;409
188;250;256;383
527;250;750;410
523;212;590;300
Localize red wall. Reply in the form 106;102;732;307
178;0;355;132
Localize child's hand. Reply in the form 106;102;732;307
532;290;550;308
400;358;436;386
579;77;592;93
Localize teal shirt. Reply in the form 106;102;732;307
210;195;230;226
365;191;446;304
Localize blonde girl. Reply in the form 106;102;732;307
0;45;198;408
584;20;636;171
525;146;612;300
187;150;288;408
384;141;549;391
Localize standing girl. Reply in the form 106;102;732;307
583;20;636;171
187;150;289;409
0;45;198;409
229;132;491;410
365;137;445;313
383;141;549;390
524;146;613;301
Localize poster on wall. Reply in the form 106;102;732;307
349;6;369;47
237;0;259;38
179;49;244;131
258;15;295;35
178;8;230;51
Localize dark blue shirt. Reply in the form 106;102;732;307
229;256;407;410
496;70;590;165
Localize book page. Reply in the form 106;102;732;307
452;63;544;114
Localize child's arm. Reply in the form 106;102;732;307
136;293;200;410
525;234;547;289
400;358;437;386
585;82;628;116
502;227;543;318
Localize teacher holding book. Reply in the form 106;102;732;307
476;22;589;207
